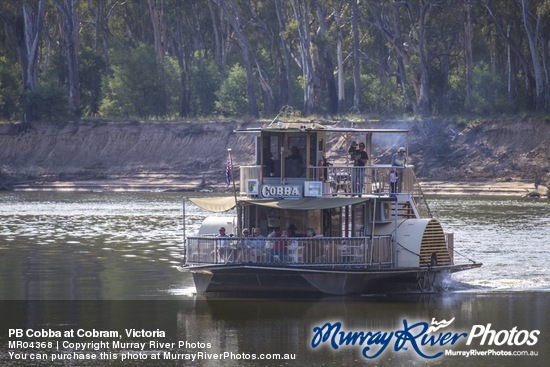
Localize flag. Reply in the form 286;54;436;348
225;155;231;187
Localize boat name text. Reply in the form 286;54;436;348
260;185;301;198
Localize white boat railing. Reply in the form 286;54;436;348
308;164;416;196
185;236;394;268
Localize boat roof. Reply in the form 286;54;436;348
235;121;409;134
189;196;396;212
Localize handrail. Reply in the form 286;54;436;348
185;236;394;268
306;164;415;196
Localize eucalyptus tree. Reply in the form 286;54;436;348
367;0;441;116
351;0;361;111
519;0;546;111
213;0;259;117
481;0;542;111
291;0;315;115
6;0;46;125
53;0;82;117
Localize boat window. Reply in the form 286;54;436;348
261;134;280;177
309;134;317;168
306;210;322;235
353;204;367;236
324;208;342;237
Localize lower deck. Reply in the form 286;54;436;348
185;235;394;268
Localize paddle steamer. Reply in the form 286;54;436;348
179;122;481;295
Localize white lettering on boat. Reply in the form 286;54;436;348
260;185;301;198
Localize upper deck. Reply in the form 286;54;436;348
232;122;429;216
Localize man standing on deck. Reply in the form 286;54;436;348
391;147;407;193
349;142;368;196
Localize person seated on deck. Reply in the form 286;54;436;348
236;228;251;262
305;228;324;263
215;227;233;263
287;224;299;237
250;227;266;261
272;229;289;260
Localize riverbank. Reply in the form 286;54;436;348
1;118;548;197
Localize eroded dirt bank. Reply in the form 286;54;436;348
0;118;548;196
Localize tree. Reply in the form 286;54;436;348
351;0;361;111
520;0;545;111
16;0;46;126
100;44;179;118
53;0;82;117
291;0;315;115
213;0;259;117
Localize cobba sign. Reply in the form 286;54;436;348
260;184;302;198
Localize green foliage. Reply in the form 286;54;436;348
25;81;71;121
189;58;222;116
79;48;105;116
100;44;180;118
215;64;249;116
0;56;20;120
359;74;406;115
464;62;507;115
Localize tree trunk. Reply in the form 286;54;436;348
291;0;314;116
315;3;337;114
464;0;474;98
351;0;361;111
520;0;544;111
214;0;258;117
17;0;46;126
274;0;292;109
54;0;82;118
147;0;166;65
335;6;345;114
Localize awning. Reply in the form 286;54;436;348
240;197;372;210
189;196;390;212
188;197;237;212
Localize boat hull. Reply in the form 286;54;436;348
179;263;481;295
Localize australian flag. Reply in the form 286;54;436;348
225;156;231;187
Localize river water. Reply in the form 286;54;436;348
0;192;548;366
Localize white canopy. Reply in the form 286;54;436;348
188;196;382;212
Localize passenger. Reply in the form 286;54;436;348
391;147;406;192
236;228;251;262
350;142;368;196
306;228;323;237
305;228;324;263
318;157;331;182
389;168;398;195
391;147;407;167
273;230;289;259
287;224;298;237
216;227;232;262
285;146;303;177
250;227;266;261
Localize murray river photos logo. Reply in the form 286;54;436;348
310;318;540;359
